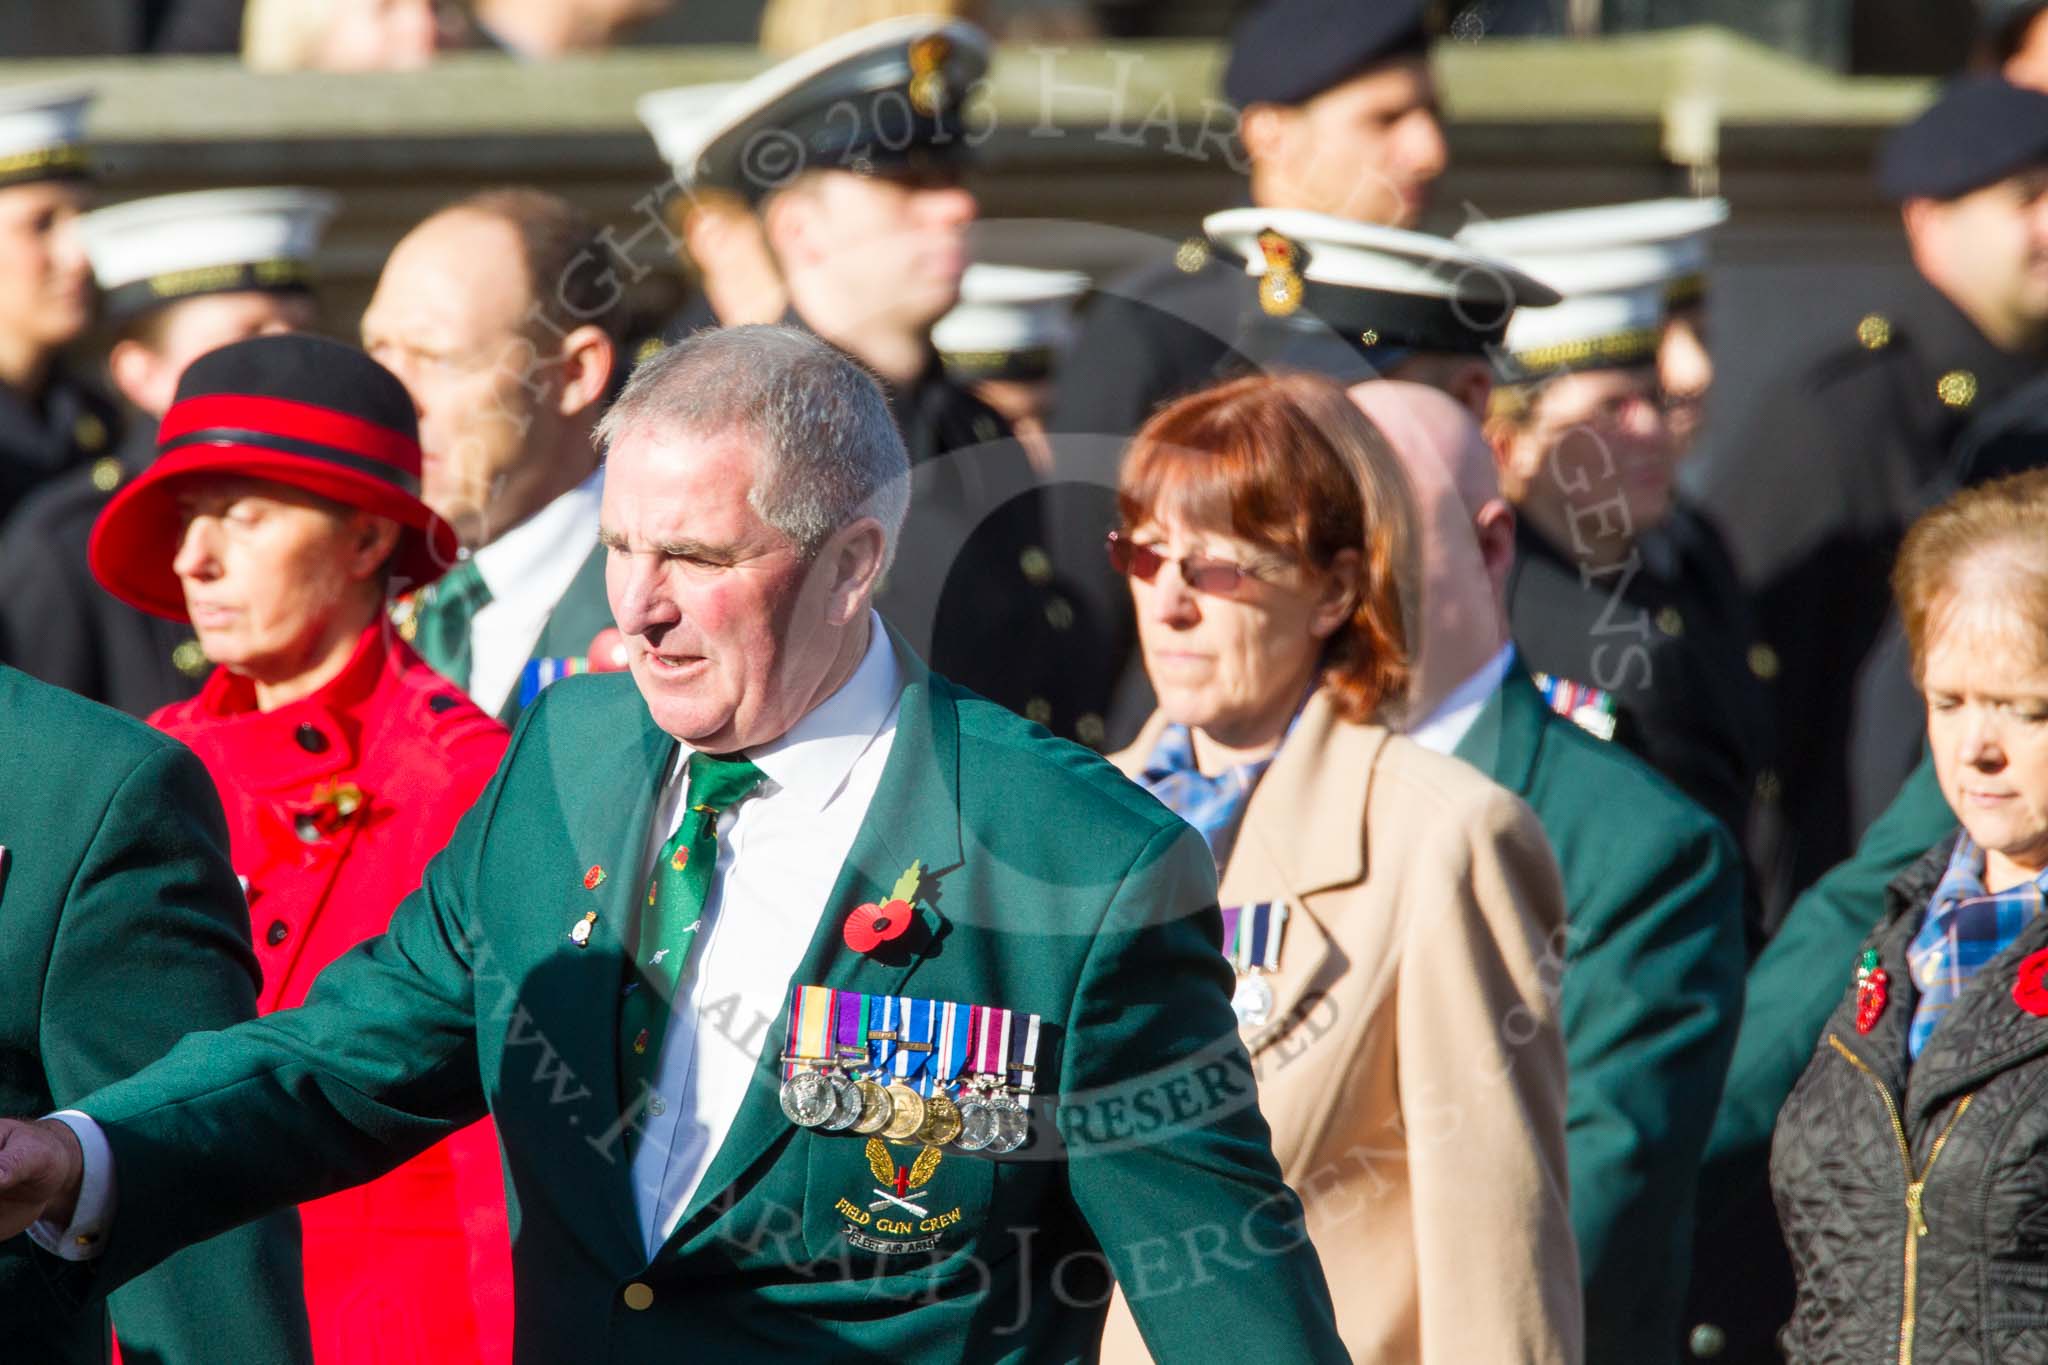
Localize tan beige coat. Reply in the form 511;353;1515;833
1099;689;1583;1364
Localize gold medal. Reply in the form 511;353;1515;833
916;1091;963;1147
881;1083;926;1141
852;1079;894;1134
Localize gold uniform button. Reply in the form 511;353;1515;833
89;456;122;493
1937;369;1978;409
1044;596;1076;631
1855;313;1892;350
971;414;1000;444
634;336;665;366
1024;697;1053;726
622;1282;654;1311
1656;606;1685;638
1019;546;1053;585
1076;713;1107;748
73;412;107;452
1689;1322;1726;1358
1359;328;1380;347
73;1232;97;1248
1173;237;1210;274
172;638;208;677
1747;642;1780;681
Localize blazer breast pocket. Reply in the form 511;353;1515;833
800;1128;997;1269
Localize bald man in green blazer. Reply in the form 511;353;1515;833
0;666;310;1365
0;326;1342;1363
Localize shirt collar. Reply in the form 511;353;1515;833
1407;641;1517;756
676;611;903;816
469;468;603;599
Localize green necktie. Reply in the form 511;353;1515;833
412;558;492;689
619;750;766;1116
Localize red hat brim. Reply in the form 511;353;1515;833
88;441;461;622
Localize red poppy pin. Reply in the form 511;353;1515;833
844;860;924;954
2015;948;2048;1017
1855;948;1888;1034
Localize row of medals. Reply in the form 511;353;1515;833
780;1059;1028;1153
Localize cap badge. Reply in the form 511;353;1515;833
1255;230;1304;318
909;35;952;117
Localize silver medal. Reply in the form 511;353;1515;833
1231;973;1274;1028
779;1069;836;1127
819;1073;864;1131
985;1096;1029;1154
953;1098;995;1152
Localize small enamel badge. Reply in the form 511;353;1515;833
1855;947;1888;1034
845;860;924;954
583;864;606;890
569;910;597;947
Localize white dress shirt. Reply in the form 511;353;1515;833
1407;641;1518;756
37;613;905;1267
627;613;903;1254
466;470;603;715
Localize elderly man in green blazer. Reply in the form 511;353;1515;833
0;667;310;1364
0;326;1344;1363
1359;380;1745;1365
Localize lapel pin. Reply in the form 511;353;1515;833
845;859;924;955
569;910;598;947
583;864;607;890
1854;947;1888;1034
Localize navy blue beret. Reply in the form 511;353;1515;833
1878;75;2048;202
1222;0;1431;108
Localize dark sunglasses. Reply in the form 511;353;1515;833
1106;530;1260;597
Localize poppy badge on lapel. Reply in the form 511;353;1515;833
845;860;924;954
1855;947;1888;1034
2014;947;2048;1017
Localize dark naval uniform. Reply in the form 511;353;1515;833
0;425;206;716
1507;504;1772;868
867;338;1107;745
0;368;118;529
1700;273;2041;907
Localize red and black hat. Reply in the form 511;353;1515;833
89;333;458;621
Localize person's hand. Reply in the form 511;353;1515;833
0;1118;85;1241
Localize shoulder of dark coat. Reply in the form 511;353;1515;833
0;664;193;778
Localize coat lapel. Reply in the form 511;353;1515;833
1452;668;1544;798
539;696;676;1265
1113;693;1384;1053
672;635;963;1237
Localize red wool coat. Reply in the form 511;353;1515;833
153;624;514;1365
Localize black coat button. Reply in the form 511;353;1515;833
295;723;329;753
266;920;290;946
428;693;459;714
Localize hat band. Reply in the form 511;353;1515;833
1279;278;1515;357
158;426;423;499
0;142;89;189
939;344;1056;383
103;260;314;325
1505;325;1662;381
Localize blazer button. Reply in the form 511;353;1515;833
622;1282;654;1311
295;723;329;754
266;920;290;946
1688;1323;1726;1358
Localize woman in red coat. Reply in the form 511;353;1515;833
89;334;513;1364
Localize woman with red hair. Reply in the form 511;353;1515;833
1095;372;1581;1363
89;333;513;1364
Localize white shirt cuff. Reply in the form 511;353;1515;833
25;1111;115;1262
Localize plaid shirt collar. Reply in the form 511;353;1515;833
1905;835;2048;1059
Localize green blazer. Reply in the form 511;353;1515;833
0;667;310;1365
498;542;612;726
1457;669;1745;1365
66;640;1345;1363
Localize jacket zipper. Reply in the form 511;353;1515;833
1829;1034;1976;1365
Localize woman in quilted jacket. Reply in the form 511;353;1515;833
1773;467;2048;1363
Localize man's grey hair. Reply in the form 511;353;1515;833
595;325;911;565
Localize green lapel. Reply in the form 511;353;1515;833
499;544;613;725
672;630;964;1237
541;690;677;1264
1451;666;1546;797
